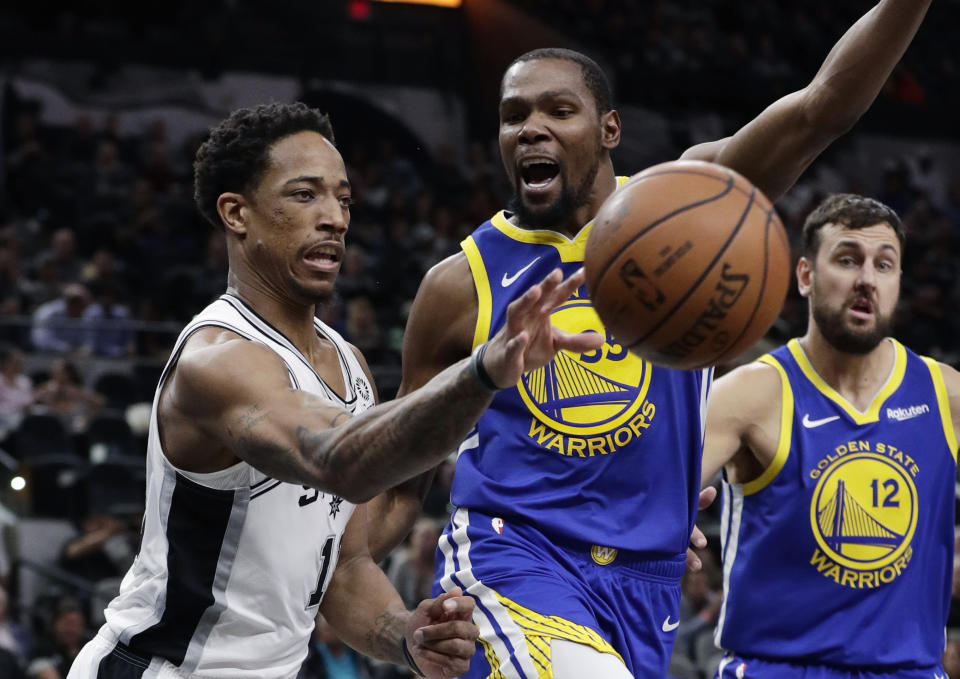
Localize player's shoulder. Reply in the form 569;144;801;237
416;251;474;303
174;327;290;400
712;359;785;415
927;358;960;395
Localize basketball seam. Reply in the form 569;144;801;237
590;170;736;294
628;186;758;348
701;207;776;368
627;168;775;210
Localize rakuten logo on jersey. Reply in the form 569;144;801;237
886;404;929;421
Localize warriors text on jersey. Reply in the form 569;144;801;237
80;294;375;679
716;338;956;668
455;180;712;558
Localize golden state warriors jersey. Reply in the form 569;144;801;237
716;339;956;667
453;181;712;556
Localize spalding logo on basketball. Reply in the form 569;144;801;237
585;160;790;370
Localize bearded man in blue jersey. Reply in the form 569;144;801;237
702;194;959;678
370;3;935;677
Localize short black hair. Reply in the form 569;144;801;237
504;48;613;114
193;102;335;229
802;193;905;261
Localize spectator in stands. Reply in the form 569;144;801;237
32;358;103;432
0;642;25;679
0;584;29;666
30;284;92;355
36;229;82;286
58;514;134;586
297;613;371;679
344;297;386;362
0;344;33;434
91;140;131;208
82;282;135;358
0;241;28;318
386;518;442;610
674;549;723;674
5;106;52;217
336;246;379;302
26;597;89;679
24;254;66;311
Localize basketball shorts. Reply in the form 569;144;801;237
68;633;191;679
715;653;947;679
435;507;685;678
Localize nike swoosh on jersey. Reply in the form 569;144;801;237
501;257;541;287
661;616;680;632
802;414;841;428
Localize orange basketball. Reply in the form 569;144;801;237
584;160;790;370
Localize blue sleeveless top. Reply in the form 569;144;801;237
716;338;956;667
451;185;712;558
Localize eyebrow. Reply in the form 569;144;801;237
834;240;899;254
283;176;352;191
500;89;582;108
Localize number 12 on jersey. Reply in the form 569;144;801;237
307;534;341;608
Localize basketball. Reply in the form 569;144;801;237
584;160;790;370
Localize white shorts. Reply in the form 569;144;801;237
67;634;190;679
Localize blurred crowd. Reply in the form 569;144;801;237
510;0;958;117
3;6;960;672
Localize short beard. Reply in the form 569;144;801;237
811;294;892;355
508;160;600;230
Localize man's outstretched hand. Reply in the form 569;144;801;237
482;268;603;389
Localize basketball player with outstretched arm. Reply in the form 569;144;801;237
66;103;602;679
702;194;959;678
368;2;933;678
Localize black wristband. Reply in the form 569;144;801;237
470;342;500;391
401;636;426;677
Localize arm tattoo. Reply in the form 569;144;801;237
364;611;404;664
237;404;268;432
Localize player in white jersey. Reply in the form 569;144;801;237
68;102;602;679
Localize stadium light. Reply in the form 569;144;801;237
374;0;462;7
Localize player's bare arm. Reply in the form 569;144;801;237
700;361;786;488
681;0;931;202
933;361;960;449
321;503;478;679
366;253;479;560
161;268;601;505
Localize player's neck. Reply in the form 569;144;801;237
562;162;618;237
798;330;894;411
226;271;320;354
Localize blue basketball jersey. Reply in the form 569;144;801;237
716;338;957;668
452;180;712;557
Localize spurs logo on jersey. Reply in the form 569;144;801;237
520;291;658;458
808;441;919;589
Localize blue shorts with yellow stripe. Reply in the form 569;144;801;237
435;507;685;678
715;654;947;679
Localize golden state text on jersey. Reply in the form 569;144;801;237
716;339;956;668
454;183;712;557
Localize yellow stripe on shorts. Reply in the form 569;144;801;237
496;593;623;665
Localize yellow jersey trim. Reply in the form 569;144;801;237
495;593;623;665
922;356;958;463
461;235;493;350
743;355;794;495
787;338;906;425
488;176;630;263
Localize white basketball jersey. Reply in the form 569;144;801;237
96;294;376;679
